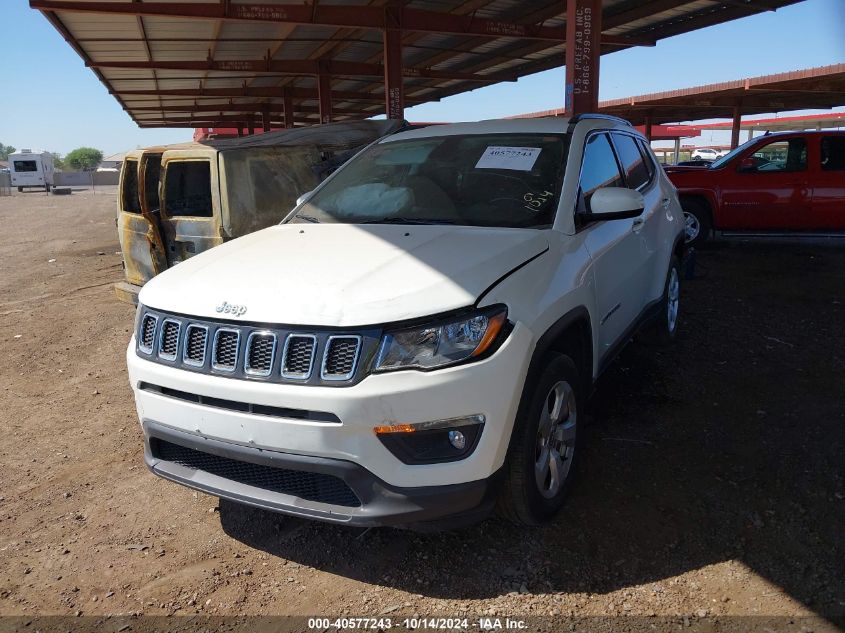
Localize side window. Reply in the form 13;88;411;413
122;159;141;214
821;136;845;171
637;138;656;179
743;138;807;172
164;161;212;217
612;133;651;189
579;133;624;214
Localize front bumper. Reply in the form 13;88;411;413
128;321;534;523
144;420;501;527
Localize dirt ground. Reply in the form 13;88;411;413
0;187;842;631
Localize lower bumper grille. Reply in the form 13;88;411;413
152;440;361;508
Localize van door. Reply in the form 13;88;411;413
159;150;223;266
117;151;168;286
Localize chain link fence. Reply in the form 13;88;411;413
0;172;10;196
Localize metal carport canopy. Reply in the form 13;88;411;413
31;0;805;130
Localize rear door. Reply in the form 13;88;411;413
159;149;223;266
811;135;845;229
718;136;811;230
117;150;167;286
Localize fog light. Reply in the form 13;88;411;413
374;415;485;464
448;430;466;450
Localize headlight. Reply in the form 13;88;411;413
374;307;508;371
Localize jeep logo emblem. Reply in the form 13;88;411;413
216;301;247;316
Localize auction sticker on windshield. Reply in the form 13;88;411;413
475;146;541;171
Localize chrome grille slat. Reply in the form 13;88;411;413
183;325;209;367
158;319;181;361
282;334;317;380
321;336;362;381
139;314;157;354
245;332;276;377
212;329;240;372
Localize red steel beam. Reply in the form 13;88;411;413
88;58;515;83
383;4;404;120
114;86;431;103
30;1;571;41
565;0;602;115
127;103;363;115
318;71;332;125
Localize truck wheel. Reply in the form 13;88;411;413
46;184;51;193
17;187;23;193
498;353;581;525
682;200;711;246
642;256;681;346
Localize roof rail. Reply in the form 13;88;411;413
569;113;633;126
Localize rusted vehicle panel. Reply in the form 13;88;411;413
115;120;405;303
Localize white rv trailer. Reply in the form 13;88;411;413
9;150;54;192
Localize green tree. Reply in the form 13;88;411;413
0;143;16;161
50;152;65;170
64;147;103;171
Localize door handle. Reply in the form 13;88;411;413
632;217;645;231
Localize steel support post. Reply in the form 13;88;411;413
565;0;602;116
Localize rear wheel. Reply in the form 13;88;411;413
498;353;582;525
681;199;711;246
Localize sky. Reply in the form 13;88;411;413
1;0;843;157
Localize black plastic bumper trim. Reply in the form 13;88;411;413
142;420;501;528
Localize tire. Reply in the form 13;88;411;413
681;199;711;246
17;187;23;193
642;256;681;346
46;184;51;193
497;353;582;525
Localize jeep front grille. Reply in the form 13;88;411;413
282;334;317;379
136;309;375;386
322;336;361;381
245;332;276;376
183;325;208;366
139;314;157;353
212;329;239;371
158;319;180;361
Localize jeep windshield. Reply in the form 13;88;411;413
290;133;567;229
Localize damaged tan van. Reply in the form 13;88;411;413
115;120;404;303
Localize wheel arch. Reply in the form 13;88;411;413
679;192;716;228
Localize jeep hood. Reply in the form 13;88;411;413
139;224;548;327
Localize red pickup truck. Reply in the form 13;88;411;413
665;131;845;245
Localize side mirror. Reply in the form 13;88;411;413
296;190;314;206
738;157;757;172
584;187;644;220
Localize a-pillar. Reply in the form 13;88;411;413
261;106;271;133
283;88;294;129
318;63;332;125
383;4;405;120
564;0;602;116
730;101;742;149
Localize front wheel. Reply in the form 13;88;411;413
498;353;582;525
681;200;711;246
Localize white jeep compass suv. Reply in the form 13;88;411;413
128;115;685;528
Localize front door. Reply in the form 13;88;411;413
718;136;811;230
117;151;167;286
578;132;647;355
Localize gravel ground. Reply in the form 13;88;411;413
0;188;842;632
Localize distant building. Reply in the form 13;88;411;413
97;151;129;172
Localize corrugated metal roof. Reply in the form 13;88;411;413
32;0;806;128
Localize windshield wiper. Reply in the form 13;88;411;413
292;214;320;223
358;217;457;225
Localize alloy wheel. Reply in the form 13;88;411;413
534;380;577;499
